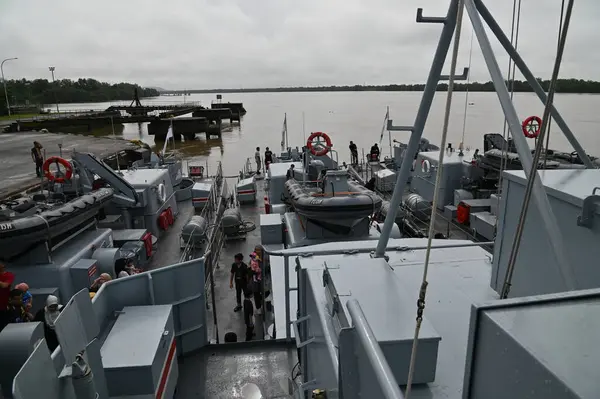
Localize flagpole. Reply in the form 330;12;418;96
111;116;121;172
170;118;174;153
285;113;288;149
387;106;392;159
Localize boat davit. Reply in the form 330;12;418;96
0;188;114;259
285;170;382;223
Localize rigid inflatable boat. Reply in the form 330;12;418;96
0;188;114;259
285;171;382;222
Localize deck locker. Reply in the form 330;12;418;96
101;305;178;398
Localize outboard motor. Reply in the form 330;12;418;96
308;159;325;181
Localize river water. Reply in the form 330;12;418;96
55;92;600;176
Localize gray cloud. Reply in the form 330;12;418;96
0;0;597;89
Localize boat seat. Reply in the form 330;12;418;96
12;201;36;213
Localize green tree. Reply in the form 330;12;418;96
1;78;160;115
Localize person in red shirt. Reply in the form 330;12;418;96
0;262;15;310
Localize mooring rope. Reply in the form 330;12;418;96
501;0;575;299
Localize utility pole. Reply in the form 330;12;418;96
1;57;18;116
49;66;60;114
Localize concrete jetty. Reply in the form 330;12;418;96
0;132;139;199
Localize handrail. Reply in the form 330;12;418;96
346;300;405;398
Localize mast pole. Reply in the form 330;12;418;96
375;0;459;258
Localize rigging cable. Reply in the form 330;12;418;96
459;25;475;154
501;0;575;299
544;0;566;168
498;0;523;195
404;0;465;396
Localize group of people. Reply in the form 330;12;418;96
88;258;141;299
348;141;380;165
0;262;64;352
254;147;274;174
230;247;266;341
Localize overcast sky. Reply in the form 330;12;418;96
0;0;597;89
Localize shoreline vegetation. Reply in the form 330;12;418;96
0;78;159;116
161;79;600;94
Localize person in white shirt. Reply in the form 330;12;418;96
254;147;261;174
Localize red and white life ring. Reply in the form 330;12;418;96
522;116;542;139
43;156;73;183
306;132;333;156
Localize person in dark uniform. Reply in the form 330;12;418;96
349;141;358;165
264;147;273;170
31;141;44;177
229;253;249;312
286;164;295;180
370;143;380;161
243;289;254;341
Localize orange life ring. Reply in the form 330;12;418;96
43;156;73;183
307;132;333;156
522;116;542;139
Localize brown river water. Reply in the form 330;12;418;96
55;91;600;176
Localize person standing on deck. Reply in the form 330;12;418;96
0;263;15;312
230;253;249;312
0;289;33;331
243;289;255;341
255;147;262;174
286;164;295;180
264;147;273;170
34;295;63;352
370;143;380;161
31;141;44;177
249;252;263;315
349;141;358;165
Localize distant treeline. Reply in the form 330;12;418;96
163;79;600;95
1;78;160;114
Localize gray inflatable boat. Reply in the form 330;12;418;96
285;178;382;221
0;188;114;259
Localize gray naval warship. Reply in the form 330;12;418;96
1;0;599;398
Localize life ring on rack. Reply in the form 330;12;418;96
522;116;542;139
43;156;73;183
421;159;431;174
306;132;332;156
157;183;167;203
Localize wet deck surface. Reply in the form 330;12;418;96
0;132;138;199
149;177;268;344
148;177;297;398
177;342;297;399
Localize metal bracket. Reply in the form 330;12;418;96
387;120;414;132
322;268;351;329
440;67;470;80
291;315;315;348
577;187;600;228
370;251;389;262
416;8;447;23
